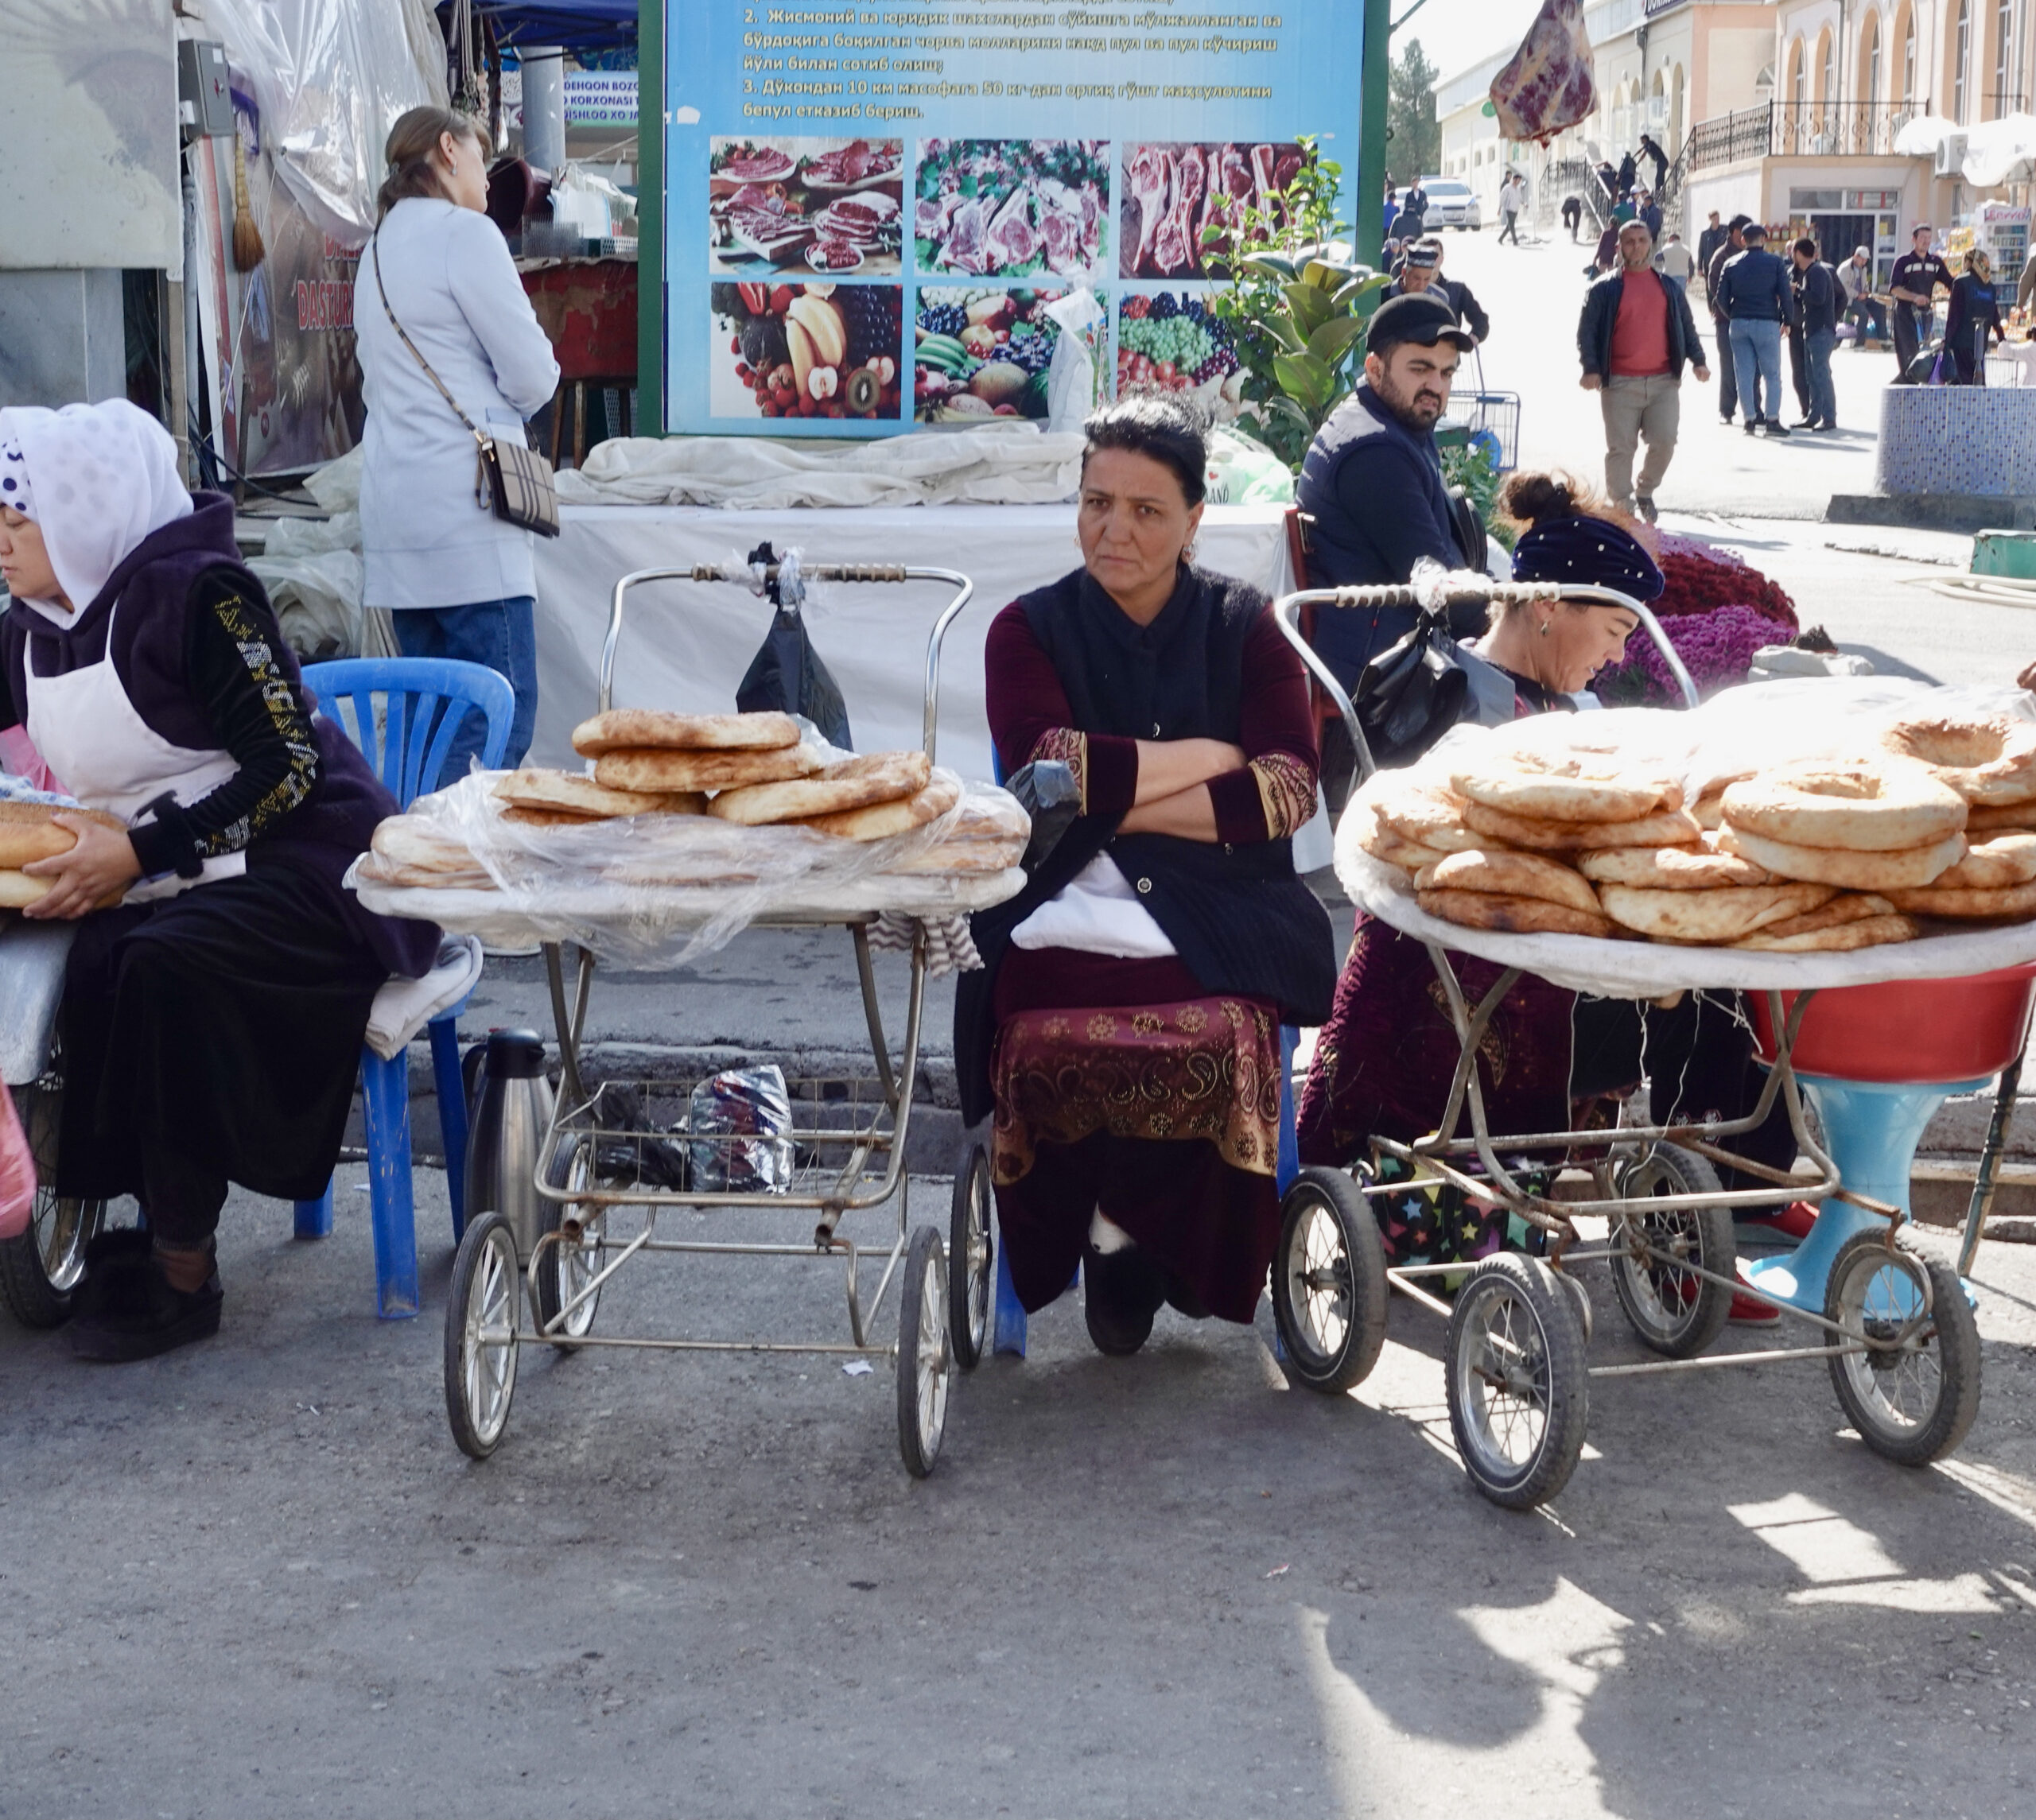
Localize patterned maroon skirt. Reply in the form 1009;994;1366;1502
989;947;1283;1324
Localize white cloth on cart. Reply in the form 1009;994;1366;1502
1339;676;2036;998
363;933;484;1061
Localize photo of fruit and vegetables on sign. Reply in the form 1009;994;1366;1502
913;139;1109;280
709;281;903;421
1118;142;1304;279
709;137;905;277
913;288;1077;424
1117;293;1245;421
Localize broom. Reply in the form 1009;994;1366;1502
231;133;265;272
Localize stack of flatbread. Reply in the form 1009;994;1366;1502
0;801;129;909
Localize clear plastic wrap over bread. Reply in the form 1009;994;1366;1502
348;769;1029;966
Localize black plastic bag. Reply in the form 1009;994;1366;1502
1354;608;1515;768
735;540;853;748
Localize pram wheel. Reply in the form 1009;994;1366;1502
1825;1232;1980;1466
948;1139;993;1371
1607;1145;1735;1358
445;1212;522;1460
535;1134;604;1349
1445;1254;1589;1509
896;1224;950;1477
1271;1166;1388;1393
0;1071;111;1329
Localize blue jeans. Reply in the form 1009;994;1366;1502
1728;317;1784;422
393;596;538;788
1804;327;1837;427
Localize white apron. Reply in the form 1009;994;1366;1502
23;591;247;904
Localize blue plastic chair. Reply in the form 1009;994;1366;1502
982;740;1304;1355
296;658;515;1317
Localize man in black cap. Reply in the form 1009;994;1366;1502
1889;223;1954;378
1705;215;1750;423
1295;292;1481;692
1393;235;1490;343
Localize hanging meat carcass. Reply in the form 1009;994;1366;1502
1490;0;1595;145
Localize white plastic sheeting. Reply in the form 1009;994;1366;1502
191;0;447;240
1960;114;2036;188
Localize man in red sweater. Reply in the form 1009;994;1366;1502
1576;219;1711;522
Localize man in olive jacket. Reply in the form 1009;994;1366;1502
1576;219;1710;522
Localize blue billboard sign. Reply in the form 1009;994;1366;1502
659;2;1367;436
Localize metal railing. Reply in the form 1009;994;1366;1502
1688;100;1921;171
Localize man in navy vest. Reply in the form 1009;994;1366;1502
1296;291;1480;694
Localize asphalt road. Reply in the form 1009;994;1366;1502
9;226;2036;1818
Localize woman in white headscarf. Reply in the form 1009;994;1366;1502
0;400;437;1360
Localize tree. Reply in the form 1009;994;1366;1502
1387;38;1442;185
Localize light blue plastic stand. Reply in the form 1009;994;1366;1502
1742;1070;1989;1314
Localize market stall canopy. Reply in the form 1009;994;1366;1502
437;0;637;51
1893;111;1957;157
1961;113;2036;188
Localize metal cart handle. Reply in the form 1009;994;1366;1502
1271;579;1700;788
599;561;976;763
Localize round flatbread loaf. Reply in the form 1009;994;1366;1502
1734;914;1920;953
1463;801;1702;854
1964;801;2036;833
594;743;822;794
707;750;932;826
1417;887;1615;938
371;817;485;876
571;709;799;755
0;801;126;869
1933;832;2036;891
1346;799;1447;872
1370;780;1482;852
1721;761;1966;852
1882;713;2036;805
1577;843;1773;889
1689;771;1755;832
1719;825;1966;890
0;869;51;907
1754;893;1897;939
1414;848;1601;918
495;769;702;819
1883;879;2036;921
1597;879;1836;942
800;774;961;840
1449;749;1677;824
503;805;598;827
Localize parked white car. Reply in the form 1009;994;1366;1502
1394;178;1482;231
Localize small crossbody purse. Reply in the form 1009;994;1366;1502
371;234;560;538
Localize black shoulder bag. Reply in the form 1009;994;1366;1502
371;234;560;538
1354;610;1517;768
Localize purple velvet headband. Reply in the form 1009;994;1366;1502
1511;514;1665;601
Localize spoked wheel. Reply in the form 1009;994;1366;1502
947;1140;993;1371
896;1224;950;1477
0;1074;111;1329
535;1135;604;1350
1608;1144;1735;1359
1271;1166;1389;1393
1826;1232;1980;1466
445;1212;522;1460
1444;1253;1590;1509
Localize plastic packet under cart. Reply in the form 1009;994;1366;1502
687;1066;795;1193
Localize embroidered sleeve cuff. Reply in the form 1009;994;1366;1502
1251;752;1319;840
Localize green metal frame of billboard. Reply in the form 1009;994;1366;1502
634;0;1393;437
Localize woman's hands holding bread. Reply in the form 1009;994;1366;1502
21;814;141;920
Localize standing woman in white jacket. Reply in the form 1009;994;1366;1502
356;107;560;777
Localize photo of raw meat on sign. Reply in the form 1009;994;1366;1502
709;138;905;276
709;281;904;421
913;287;1069;423
1119;142;1302;279
913;140;1109;280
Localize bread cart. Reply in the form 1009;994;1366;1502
351;558;1021;1477
1265;580;2034;1508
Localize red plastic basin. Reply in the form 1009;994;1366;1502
1749;964;2036;1083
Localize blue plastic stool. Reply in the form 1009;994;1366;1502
1742;1071;1991;1315
991;1023;1302;1356
293;657;515;1317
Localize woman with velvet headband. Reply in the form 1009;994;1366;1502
954;395;1337;1355
1298;471;1797;1277
0;400;437;1360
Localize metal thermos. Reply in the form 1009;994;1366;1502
464;1030;555;1263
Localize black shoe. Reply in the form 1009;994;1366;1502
1634;495;1658;524
69;1255;222;1361
1813;421;1839;432
1743;417;1758;435
1791;416;1817;429
1765;420;1790;437
1082;1244;1163;1356
68;1227;155;1326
